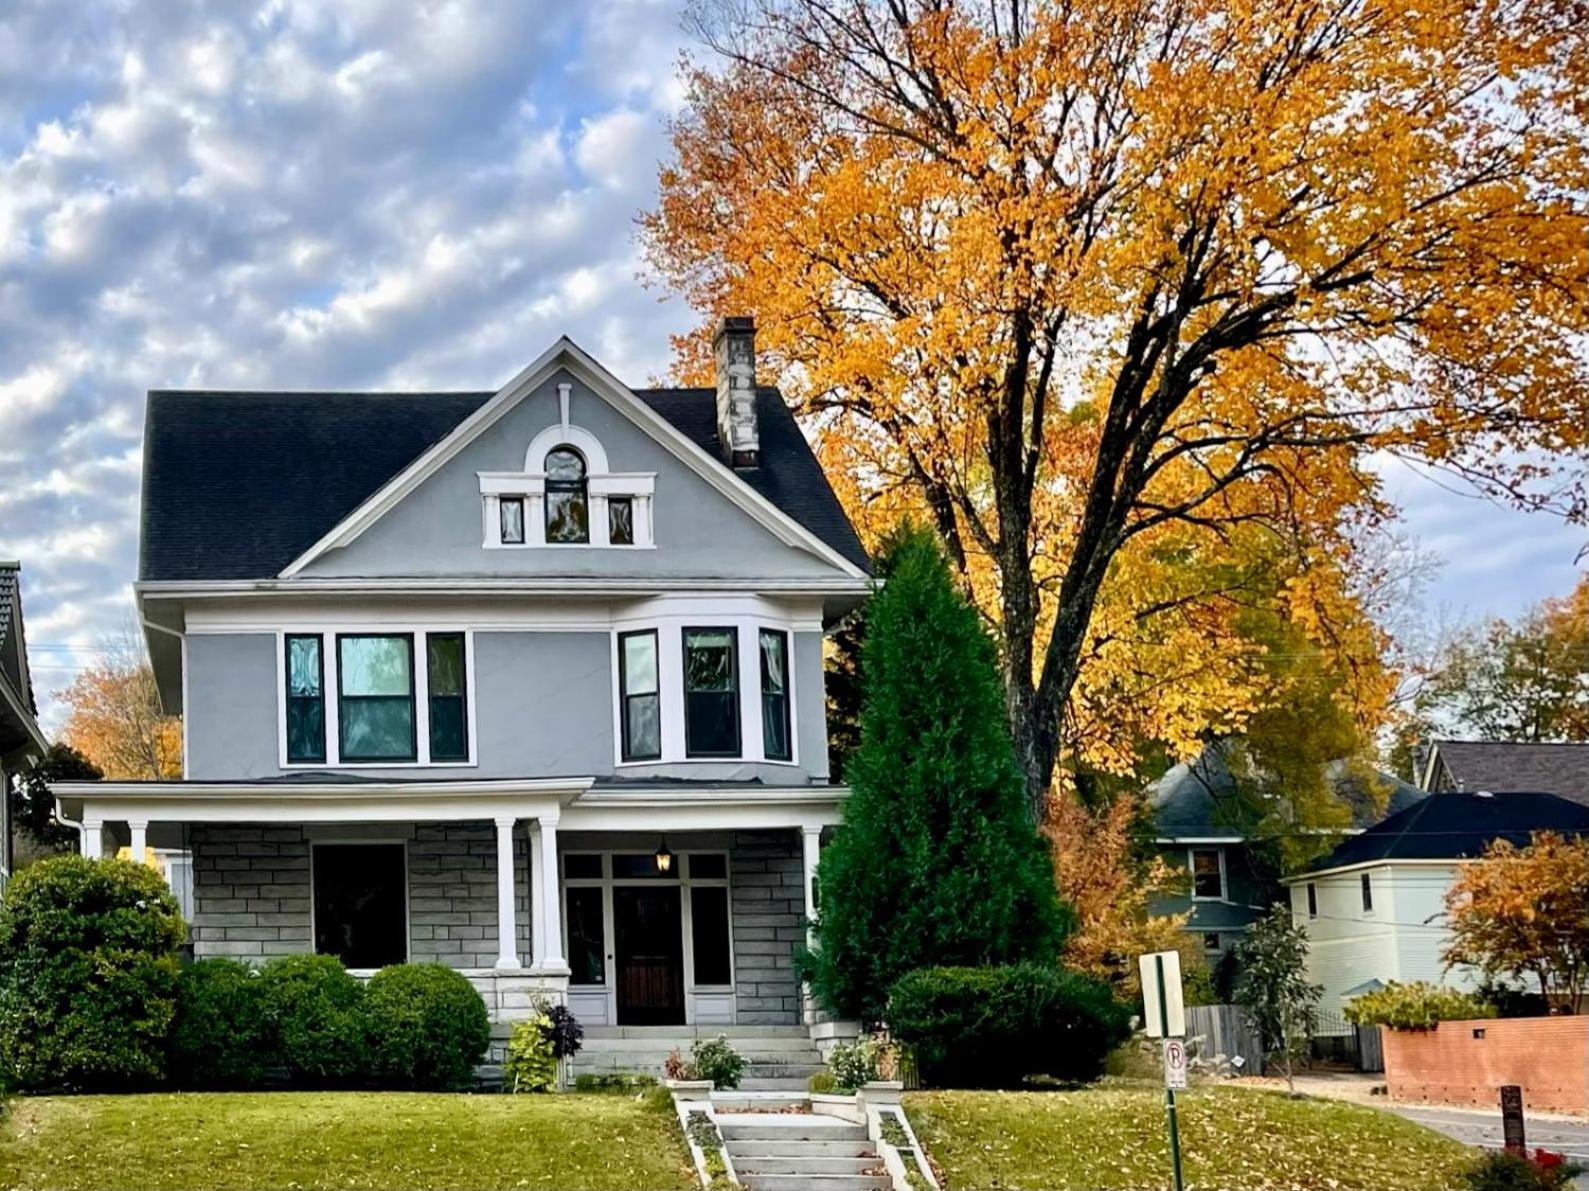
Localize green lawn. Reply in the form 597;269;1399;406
905;1084;1476;1190
0;1092;696;1191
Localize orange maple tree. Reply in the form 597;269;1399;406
645;0;1589;813
58;643;181;780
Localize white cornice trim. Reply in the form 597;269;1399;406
51;777;592;800
137;576;871;600
273;338;867;581
1280;857;1461;884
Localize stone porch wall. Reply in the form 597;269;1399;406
191;823;530;966
729;830;804;1025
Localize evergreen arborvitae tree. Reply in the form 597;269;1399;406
804;527;1073;1023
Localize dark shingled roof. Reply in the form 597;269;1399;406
140;385;870;581
1303;790;1589;873
0;562;34;715
1428;740;1589;806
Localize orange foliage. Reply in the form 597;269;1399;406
58;657;181;780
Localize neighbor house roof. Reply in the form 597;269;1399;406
0;562;47;762
1423;739;1589;805
1290;790;1589;877
140;385;870;582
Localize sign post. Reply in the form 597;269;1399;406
1500;1085;1525;1155
1141;951;1186;1191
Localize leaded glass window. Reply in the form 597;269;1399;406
608;496;635;545
337;634;416;761
545;447;589;543
500;496;525;544
285;634;325;763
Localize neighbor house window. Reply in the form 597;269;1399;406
619;630;661;761
427;633;468;762
313;842;407;968
1203;932;1221;952
1361;872;1373;914
545;446;589;543
337;634;416;761
500;497;525;544
684;628;739;757
759;629;791;761
1190;847;1224;900
285;634;326;763
608;496;635;545
1307;883;1318;918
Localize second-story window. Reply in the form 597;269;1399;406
619;630;661;761
545;447;589;543
1190;847;1224;900
1361;871;1374;914
285;634;326;763
608;496;635;546
338;634;416;762
427;633;468;762
684;628;739;757
499;497;525;544
759;628;791;761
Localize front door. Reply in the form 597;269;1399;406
614;885;685;1025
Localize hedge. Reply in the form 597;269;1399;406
364;963;490;1090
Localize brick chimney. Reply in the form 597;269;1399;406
713;316;760;468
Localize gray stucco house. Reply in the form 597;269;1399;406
1;562;49;889
52;321;871;1043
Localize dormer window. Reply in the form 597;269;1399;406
499;497;525;545
545;447;590;544
608;497;635;546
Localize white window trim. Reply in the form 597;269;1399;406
563;850;735;1026
1188;845;1227;902
610;617;801;770
276;627;479;770
307;836;412;974
478;420;656;550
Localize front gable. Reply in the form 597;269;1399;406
293;347;862;583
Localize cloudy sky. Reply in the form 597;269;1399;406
1;1;1584;732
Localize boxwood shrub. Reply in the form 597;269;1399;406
0;855;186;1091
364;963;490;1090
169;957;273;1088
257;954;369;1086
887;963;1131;1088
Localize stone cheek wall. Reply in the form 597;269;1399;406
190;823;530;968
1384;1016;1589;1113
729;830;804;1025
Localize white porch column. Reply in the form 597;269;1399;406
493;816;522;970
527;821;547;968
537;813;565;969
81;819;104;859
128;820;149;866
801;824;822;944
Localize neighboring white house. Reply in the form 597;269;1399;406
1283;790;1589;1028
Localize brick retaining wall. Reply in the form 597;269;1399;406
1384;1016;1589;1114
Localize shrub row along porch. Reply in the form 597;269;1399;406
51;777;838;1027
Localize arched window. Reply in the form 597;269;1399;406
545;446;589;543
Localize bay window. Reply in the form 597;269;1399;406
285;634;326;763
619;630;661;761
758;628;791;761
427;633;468;762
684;628;739;757
337;634;416;762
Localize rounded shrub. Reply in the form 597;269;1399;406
257;954;369;1086
888;963;1131;1088
0;855;185;1091
169;958;273;1088
364;963;490;1090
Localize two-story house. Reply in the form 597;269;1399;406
52;321;871;1037
2;562;49;888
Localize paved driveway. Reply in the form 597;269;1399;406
1387;1104;1589;1188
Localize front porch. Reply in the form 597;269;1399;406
50;778;840;1028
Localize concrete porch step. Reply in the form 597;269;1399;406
581;1035;822;1052
734;1157;880;1177
736;1076;820;1092
710;1091;809;1111
729;1140;877;1160
739;1176;889;1191
583;1024;812;1039
718;1117;869;1144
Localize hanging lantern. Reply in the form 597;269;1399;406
655;836;674;874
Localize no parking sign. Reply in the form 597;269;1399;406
1162;1037;1188;1089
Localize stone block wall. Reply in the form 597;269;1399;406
729;829;804;1024
190;822;531;968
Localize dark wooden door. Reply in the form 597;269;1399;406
614;886;685;1025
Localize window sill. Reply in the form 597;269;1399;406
280;760;479;770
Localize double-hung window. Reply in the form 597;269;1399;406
759;629;791;761
337;634;417;762
684;628;739;757
427;633;468;762
619;630;661;761
285;635;326;763
1189;847;1224;900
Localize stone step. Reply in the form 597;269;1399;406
739;1176;890;1191
572;1049;822;1067
738;1076;821;1092
733;1156;880;1176
729;1140;878;1160
719;1120;869;1143
571;1059;822;1081
711;1092;809;1111
582;1033;821;1049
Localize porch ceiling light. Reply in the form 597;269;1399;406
655;837;674;874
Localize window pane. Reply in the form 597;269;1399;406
689;853;727;880
429;697;467;761
287;697;325;763
340;636;411;696
313;844;407;969
428;635;465;696
546;490;589;543
760;630;790;761
546;447;586;481
691;887;731;986
500;497;525;544
288;636;322;697
685;630;735;691
609;497;634;545
613;853;676;880
623;633;658;695
685;629;740;757
341;698;415;760
567;886;606;986
625;695;661;761
759;631;786;696
1191;849;1222;898
565;854;603;880
1361;873;1373;912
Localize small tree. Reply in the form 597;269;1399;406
802;526;1071;1023
10;743;101;857
1444;832;1589;1013
1234;905;1321;1095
